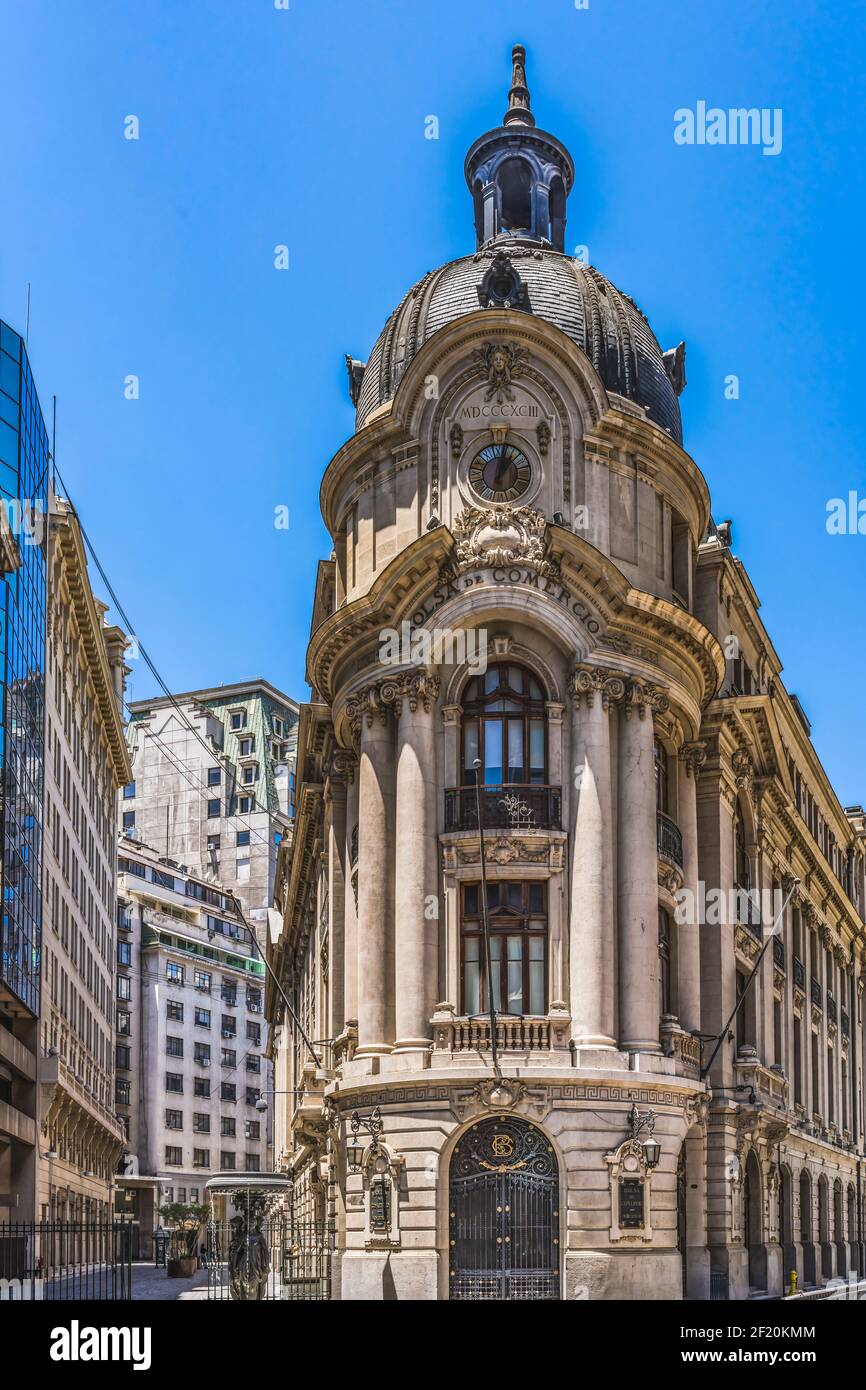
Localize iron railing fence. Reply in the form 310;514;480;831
206;1218;332;1301
0;1220;132;1300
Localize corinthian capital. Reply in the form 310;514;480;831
681;740;708;778
395;672;441;715
568;664;626;710
622;677;670;721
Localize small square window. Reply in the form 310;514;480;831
230;710;246;731
242;765;256;785
122;810;135;831
207;834;220;850
207;799;221;819
239;797;252;814
236;830;250;847
123;781;136;799
207;766;221;786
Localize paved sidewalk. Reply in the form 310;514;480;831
130;1261;210;1301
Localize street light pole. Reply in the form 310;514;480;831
473;759;501;1082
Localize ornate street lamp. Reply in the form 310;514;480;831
629;1103;661;1170
346;1107;383;1174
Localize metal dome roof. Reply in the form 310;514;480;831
354;241;683;443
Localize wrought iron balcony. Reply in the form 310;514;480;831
444;784;562;833
842;1007;850;1038
773;937;786;970
656;811;683;868
793;957;806;991
827;992;838;1025
810;976;822;1009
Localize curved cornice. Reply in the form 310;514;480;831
307;516;724;738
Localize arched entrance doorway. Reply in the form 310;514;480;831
449;1116;559;1301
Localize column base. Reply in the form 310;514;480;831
621;1039;663;1054
571;1034;618;1049
352;1044;393;1059
391;1038;433;1053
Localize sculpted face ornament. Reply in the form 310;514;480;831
473;340;529;403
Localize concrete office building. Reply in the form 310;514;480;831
115;839;268;1255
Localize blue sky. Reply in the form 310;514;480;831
2;0;865;802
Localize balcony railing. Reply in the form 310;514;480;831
810;976;822;1009
773;937;786;970
444;785;561;833
842;1007;850;1038
793;957;806;991
827;993;838;1026
447;1016;551;1053
656;811;683;868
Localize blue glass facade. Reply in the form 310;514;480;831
0;320;48;1018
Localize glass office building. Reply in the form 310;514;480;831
0;319;48;1018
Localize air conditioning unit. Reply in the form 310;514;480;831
221;1029;235;1039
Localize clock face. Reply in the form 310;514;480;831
468;443;533;503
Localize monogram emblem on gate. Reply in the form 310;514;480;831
491;1134;514;1158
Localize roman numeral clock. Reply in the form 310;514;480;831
468;441;533;504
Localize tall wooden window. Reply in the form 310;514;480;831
461;880;547;1017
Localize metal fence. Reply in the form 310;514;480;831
206;1218;332;1301
0;1220;132;1300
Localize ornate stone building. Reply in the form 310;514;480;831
37;496;132;1222
267;47;866;1300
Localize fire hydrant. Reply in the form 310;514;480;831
788;1269;798;1297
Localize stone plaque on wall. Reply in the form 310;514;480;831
619;1178;645;1229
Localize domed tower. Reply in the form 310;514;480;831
280;45;727;1303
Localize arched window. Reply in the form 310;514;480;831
548;176;565;249
735;808;757;929
462;663;546;788
658;907;672;1018
497;158;532;232
654;739;669;814
461;879;547;1017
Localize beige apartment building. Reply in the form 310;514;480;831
36;496;132;1221
267;49;866;1300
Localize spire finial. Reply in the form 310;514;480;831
503;43;535;128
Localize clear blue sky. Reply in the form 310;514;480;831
2;0;865;802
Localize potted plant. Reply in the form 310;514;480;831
159;1201;209;1278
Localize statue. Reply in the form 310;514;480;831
227;1200;270;1301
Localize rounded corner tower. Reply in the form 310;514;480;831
280;42;761;1307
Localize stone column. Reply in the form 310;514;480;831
344;758;360;1028
568;667;620;1048
618;679;667;1053
325;752;353;1040
394;675;440;1052
349;686;396;1056
677;742;706;1035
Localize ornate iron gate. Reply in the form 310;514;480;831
449;1117;559;1301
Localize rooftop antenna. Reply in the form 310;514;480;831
24;283;31;347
